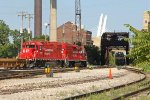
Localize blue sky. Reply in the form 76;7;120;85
0;0;150;36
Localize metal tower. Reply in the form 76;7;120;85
75;0;82;44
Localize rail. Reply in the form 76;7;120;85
0;67;96;80
0;68;75;80
64;66;146;100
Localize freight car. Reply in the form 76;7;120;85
17;41;87;68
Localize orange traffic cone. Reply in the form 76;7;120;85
108;68;113;79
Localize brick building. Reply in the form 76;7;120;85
57;21;92;45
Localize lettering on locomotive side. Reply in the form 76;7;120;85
45;49;53;52
73;51;78;54
30;43;35;45
40;52;43;55
44;49;54;55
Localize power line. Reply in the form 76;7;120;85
18;11;27;33
18;11;27;50
25;14;33;32
25;13;33;41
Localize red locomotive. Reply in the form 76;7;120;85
18;41;87;68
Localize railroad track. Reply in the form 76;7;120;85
0;66;145;99
112;73;150;100
0;72;128;95
64;66;146;100
0;68;77;80
0;67;124;95
113;85;150;100
0;65;110;80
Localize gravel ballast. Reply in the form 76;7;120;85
0;68;145;100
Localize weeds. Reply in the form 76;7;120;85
78;79;150;100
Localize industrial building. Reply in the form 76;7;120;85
57;21;92;45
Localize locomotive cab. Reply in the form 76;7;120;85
18;41;43;60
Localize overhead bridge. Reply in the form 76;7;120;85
101;32;129;65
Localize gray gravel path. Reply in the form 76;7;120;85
0;68;145;100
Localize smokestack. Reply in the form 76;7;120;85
34;0;42;37
50;0;57;42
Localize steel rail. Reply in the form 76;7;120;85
0;68;75;80
0;67;103;80
64;67;146;100
112;86;150;100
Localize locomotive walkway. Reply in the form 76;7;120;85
0;67;145;100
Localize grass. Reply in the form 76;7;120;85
136;63;150;72
78;79;150;100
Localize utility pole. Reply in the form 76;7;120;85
44;23;50;41
25;13;33;41
18;11;26;50
62;24;65;42
75;0;82;45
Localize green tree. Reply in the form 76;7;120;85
33;35;49;41
84;45;101;65
0;20;12;58
125;16;150;71
10;30;21;47
9;29;21;56
109;51;115;66
0;20;10;46
0;44;17;58
9;29;32;57
0;20;33;58
22;28;32;42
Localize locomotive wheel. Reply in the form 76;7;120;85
64;61;75;68
71;61;75;67
56;60;64;68
26;61;35;68
68;61;75;68
64;60;69;68
80;61;87;67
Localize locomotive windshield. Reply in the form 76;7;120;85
26;45;35;48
